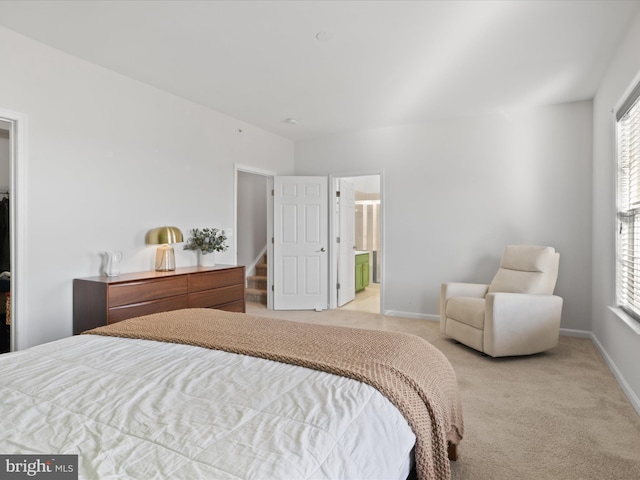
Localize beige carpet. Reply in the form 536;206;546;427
246;303;640;480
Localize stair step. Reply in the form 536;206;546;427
247;275;267;289
255;263;267;275
246;287;267;305
247;255;267;305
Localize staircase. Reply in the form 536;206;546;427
246;254;267;305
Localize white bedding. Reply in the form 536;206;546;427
0;334;415;479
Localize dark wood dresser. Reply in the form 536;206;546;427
73;265;245;334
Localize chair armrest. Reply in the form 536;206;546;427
441;282;489;300
484;292;563;357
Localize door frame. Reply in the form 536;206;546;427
0;108;27;351
329;169;385;313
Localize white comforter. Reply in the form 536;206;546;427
0;334;415;480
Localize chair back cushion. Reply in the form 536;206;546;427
488;245;559;295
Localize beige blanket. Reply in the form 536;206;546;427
85;308;464;480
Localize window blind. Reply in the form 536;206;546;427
616;84;640;321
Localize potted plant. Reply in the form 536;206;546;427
183;227;228;266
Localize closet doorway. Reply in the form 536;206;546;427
0;109;25;353
0;120;9;353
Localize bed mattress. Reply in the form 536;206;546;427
0;334;415;479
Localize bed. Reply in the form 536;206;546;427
0;308;464;480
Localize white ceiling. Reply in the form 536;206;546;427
1;0;639;141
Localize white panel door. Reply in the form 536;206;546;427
337;179;356;307
273;176;328;310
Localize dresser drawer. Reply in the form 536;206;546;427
189;269;245;293
108;295;190;324
188;284;244;308
214;300;245;313
108;277;188;307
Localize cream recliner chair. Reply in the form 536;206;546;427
440;245;562;357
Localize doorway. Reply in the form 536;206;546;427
236;168;384;314
234;164;276;311
330;172;383;314
0;121;9;352
0;108;24;353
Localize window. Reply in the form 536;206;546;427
616;81;640;321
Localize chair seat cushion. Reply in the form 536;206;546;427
446;297;485;329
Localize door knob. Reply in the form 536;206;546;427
318;247;326;252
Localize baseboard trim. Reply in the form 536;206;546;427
384;310;439;321
590;333;640;417
559;327;592;338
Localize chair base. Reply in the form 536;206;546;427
448;442;458;461
443;318;483;352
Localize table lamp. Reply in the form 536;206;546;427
146;226;183;271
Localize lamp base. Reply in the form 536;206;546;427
155;244;176;271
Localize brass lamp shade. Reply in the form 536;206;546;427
146;226;183;245
146;226;183;271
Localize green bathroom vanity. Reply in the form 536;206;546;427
355;251;370;292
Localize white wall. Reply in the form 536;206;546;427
592;10;640;413
295;101;593;331
0;27;294;349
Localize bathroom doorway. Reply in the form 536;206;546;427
331;172;383;314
